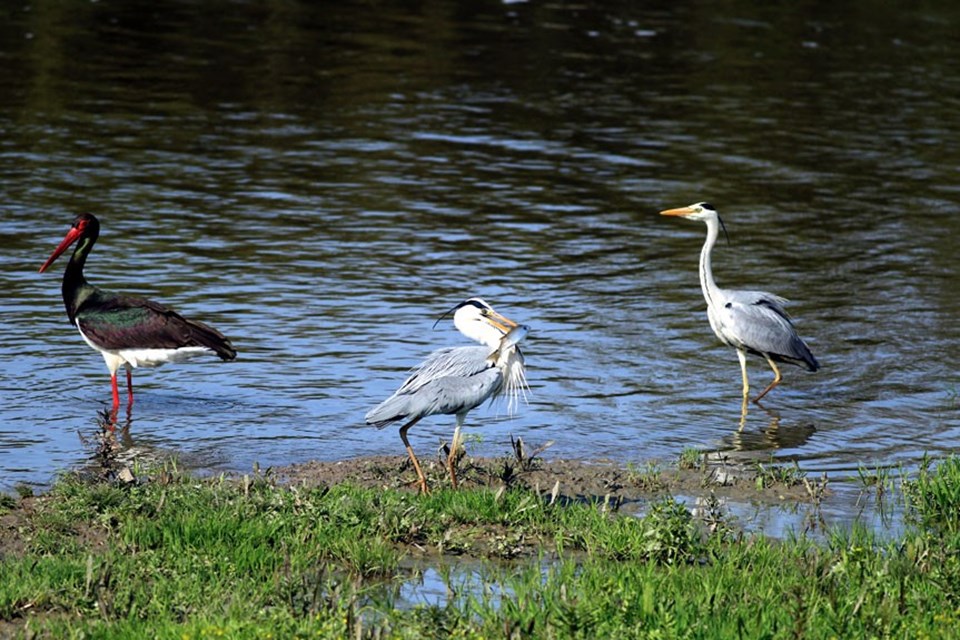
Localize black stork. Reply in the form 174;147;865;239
39;213;237;409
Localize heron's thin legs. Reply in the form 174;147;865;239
447;414;466;490
735;349;751;425
753;357;782;403
399;418;428;494
736;349;750;400
738;411;748;431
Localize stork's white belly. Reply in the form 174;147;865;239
116;347;211;367
76;323;211;372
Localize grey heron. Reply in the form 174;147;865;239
660;202;819;405
365;297;529;493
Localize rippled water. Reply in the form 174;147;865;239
1;0;958;495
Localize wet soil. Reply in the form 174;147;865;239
0;450;826;565
272;451;824;508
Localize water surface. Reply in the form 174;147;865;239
1;1;958;506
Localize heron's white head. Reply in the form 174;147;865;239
660;201;719;222
660;201;729;241
445;298;529;414
437;297;519;349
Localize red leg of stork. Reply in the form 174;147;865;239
126;367;134;406
110;373;121;410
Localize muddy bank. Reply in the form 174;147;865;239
272;452;826;509
0;447;831;566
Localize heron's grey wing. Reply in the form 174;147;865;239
729;290;790;316
716;291;818;370
365;346;500;427
399;367;503;420
392;346;494;393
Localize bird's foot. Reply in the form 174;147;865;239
439;442;466;470
404;477;430;494
441;445;466;491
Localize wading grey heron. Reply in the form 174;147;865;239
365;297;529;493
660;202;819;406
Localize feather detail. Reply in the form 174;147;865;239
76;292;235;361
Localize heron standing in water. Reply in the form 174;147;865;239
365;297;529;493
660;202;819;408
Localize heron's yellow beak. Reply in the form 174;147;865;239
660;205;696;217
484;309;519;334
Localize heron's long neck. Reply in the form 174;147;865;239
699;216;723;307
476;328;503;350
455;318;503;349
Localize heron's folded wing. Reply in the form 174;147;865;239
719;295;811;363
394;346;493;395
405;368;504;417
365;346;501;427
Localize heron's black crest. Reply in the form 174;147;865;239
461;298;490;311
699;202;716;211
432;297;490;329
717;213;730;246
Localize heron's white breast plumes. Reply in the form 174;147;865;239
494;347;529;416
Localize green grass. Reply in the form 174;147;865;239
624;461;668;491
2;457;960;637
677;447;702;471
752;459;805;489
904;454;960;537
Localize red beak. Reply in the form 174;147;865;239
39;226;83;273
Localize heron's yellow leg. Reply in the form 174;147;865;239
753;357;782;403
735;349;750;427
399;419;429;494
736;349;750;400
447;416;466;490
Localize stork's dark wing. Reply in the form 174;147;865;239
76;289;235;360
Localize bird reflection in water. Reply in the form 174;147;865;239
704;408;818;486
724;409;817;454
77;408;137;483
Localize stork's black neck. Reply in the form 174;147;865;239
61;220;100;324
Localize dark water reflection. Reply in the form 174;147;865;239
1;0;958;495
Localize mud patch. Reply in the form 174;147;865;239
0;497;36;559
272;452;826;510
0;450;828;564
